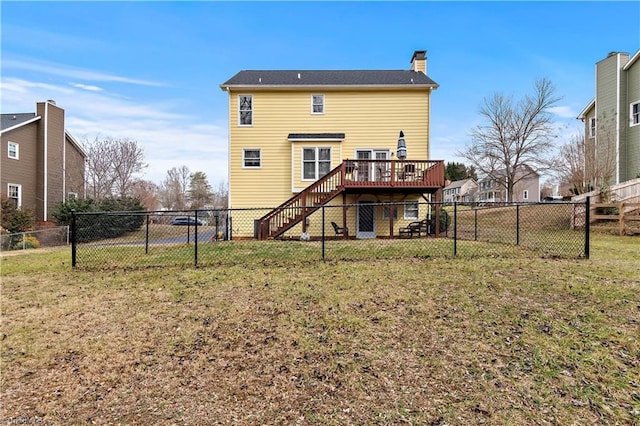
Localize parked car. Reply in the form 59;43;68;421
171;216;204;226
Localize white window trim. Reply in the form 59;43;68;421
630;101;640;127
301;147;332;181
311;94;324;115
7;141;19;159
7;183;21;208
242;148;261;169
68;192;78;200
403;201;419;220
589;117;596;138
523;190;529;200
238;94;253;127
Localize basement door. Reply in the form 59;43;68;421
357;201;375;239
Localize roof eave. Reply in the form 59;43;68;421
65;130;87;158
577;99;595;120
0;116;41;134
623;49;640;70
220;83;439;91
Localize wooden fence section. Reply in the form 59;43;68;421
591;202;640;235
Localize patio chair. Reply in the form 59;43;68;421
331;221;348;237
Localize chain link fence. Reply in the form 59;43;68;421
70;200;589;269
1;226;69;252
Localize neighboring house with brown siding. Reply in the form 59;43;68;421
1;100;86;223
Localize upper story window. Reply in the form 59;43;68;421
238;95;253;126
311;94;324;114
242;149;261;168
302;147;331;180
8;142;19;159
404;202;419;220
8;183;21;208
589;118;596;138
631;101;640;126
523;190;529;200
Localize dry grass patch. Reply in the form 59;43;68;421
1;235;639;424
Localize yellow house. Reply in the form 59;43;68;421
220;50;445;239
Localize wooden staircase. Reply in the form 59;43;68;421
256;163;346;239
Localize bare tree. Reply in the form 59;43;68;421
83;136;147;200
84;136;116;200
211;180;229;209
159;166;191;210
458;78;560;202
556;132;616;196
130;179;159;211
111;138;147;197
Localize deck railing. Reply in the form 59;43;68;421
256;159;445;239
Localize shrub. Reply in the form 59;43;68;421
54;196;146;243
1;198;35;233
13;235;40;250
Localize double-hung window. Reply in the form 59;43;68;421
243;149;261;168
238;95;253;126
8;142;19;159
302;147;331;180
589;118;596;138
631;101;640;126
8;183;21;208
404;202;419;220
523;190;529;200
311;94;324;114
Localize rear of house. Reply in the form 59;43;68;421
221;51;446;239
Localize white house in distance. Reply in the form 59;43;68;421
476;166;540;203
442;178;477;203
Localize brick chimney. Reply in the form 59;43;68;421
410;50;427;74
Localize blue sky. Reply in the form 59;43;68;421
2;1;639;186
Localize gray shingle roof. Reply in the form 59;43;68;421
288;133;345;140
1;113;38;131
221;70;438;88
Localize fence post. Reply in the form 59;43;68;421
474;208;478;241
194;210;199;267
322;206;326;259
453;202;457;257
145;214;150;254
516;204;520;246
71;209;77;268
585;197;590;259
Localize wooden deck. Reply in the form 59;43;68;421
341;159;444;192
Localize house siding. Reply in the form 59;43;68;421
65;136;86;197
37;102;66;220
228;89;431;209
1;122;39;213
625;58;640;180
1;101;85;223
595;54;621;184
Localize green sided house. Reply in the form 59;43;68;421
220;50;446;240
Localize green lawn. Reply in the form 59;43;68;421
1;234;638;424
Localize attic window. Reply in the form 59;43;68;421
589;118;596;138
238;95;253;126
311;94;324;114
